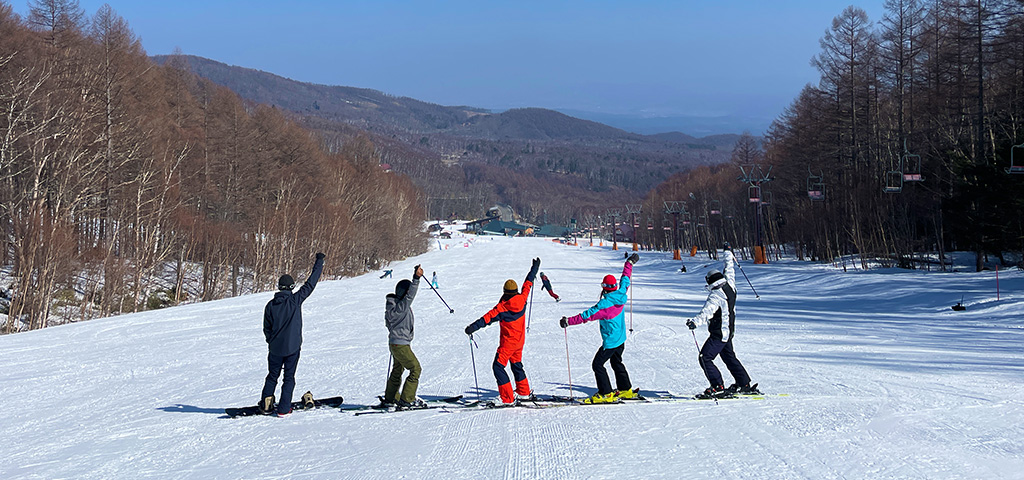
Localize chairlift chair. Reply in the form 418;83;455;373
748;185;761;203
807;170;825;201
902;153;924;182
709;200;722;215
761;191;773;207
1008;143;1024;174
883;170;903;193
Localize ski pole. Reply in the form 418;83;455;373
526;286;535;332
628;282;634;334
426;280;455;313
564;326;574;401
735;263;760;299
469;334;481;402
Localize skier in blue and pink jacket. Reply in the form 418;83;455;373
560;253;639;404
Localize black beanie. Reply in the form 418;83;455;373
395;279;411;298
705;269;725;285
278;274;295;290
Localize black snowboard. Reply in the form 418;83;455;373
225;394;344;418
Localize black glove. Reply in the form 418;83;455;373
315;252;326;261
464;325;475;335
686;319;696;330
627;253;640;265
532;257;541;270
559;316;568;329
413;264;423;279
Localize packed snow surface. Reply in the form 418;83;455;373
2;234;1023;479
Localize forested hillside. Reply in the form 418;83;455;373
154;55;742;220
635;2;1024;270
0;2;426;333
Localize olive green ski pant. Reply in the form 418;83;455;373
385;343;421;403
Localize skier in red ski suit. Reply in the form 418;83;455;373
464;257;541;404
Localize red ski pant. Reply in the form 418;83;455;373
493;345;530;403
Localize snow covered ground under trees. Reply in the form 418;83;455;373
2;232;1022;479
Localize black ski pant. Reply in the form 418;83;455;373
261;350;300;414
699;337;749;388
592;343;631;395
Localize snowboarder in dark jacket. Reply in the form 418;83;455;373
382;265;424;408
260;252;324;415
540;272;560;302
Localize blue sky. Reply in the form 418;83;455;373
13;1;887;133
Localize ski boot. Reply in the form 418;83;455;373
301;391;315;409
695;385;728;400
396;399;427;411
583;392;619;404
258;395;275;415
516;392;539;403
615;388;640;400
727;383;761;395
373;396;396;410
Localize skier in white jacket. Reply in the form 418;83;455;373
686;243;754;398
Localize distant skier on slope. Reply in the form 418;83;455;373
381;264;425;409
431;271;439;289
539;272;561;302
560;253;639;404
685;243;755;398
464;257;541;405
260;252;325;415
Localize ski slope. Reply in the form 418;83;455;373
2;233;1023;479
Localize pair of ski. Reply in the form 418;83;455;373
224;391;345;418
347;395;469;416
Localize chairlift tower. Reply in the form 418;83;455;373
607;209;622;251
664;201;685;260
738;164;772;264
625;204;642;251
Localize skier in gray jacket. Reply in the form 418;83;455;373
382;264;424;408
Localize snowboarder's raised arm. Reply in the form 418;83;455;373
295;253;325;304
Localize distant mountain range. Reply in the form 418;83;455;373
554;109;771;137
153;54;750;221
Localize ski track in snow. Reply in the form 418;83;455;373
2;233;1023;479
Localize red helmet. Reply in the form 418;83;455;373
601;274;617;292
